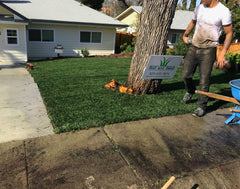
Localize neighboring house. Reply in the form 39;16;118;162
116;6;194;48
0;0;127;65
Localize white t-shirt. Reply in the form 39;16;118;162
192;2;232;48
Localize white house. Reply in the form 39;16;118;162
116;6;194;48
0;0;127;65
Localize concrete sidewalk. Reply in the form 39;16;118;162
0;66;54;143
1;108;240;189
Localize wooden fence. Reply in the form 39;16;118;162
115;32;240;57
115;31;136;53
217;42;240;57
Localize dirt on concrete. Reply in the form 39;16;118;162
1;108;240;188
0;129;139;189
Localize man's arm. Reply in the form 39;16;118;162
217;24;233;69
183;19;196;44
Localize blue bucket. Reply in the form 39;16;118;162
229;79;240;101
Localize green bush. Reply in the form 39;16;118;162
81;48;89;57
236;54;240;64
166;48;176;55
172;35;189;57
120;42;134;53
225;52;240;64
124;45;134;53
120;37;136;54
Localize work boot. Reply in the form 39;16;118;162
192;107;205;117
183;92;193;104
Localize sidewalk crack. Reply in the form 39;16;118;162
23;141;29;189
101;128;141;180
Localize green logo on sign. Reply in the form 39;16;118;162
149;57;174;70
160;57;170;67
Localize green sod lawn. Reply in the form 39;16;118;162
30;57;240;133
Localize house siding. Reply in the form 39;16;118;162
0;24;27;65
27;24;116;59
118;11;139;33
0;6;12;15
121;12;139;27
167;30;183;48
117;11;185;48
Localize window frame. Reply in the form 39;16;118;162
28;28;55;43
79;30;102;44
5;28;19;46
170;33;180;44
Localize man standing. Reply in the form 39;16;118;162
182;0;233;117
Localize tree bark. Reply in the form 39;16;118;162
126;0;178;95
190;0;197;11
116;0;129;16
117;0;129;8
182;0;188;9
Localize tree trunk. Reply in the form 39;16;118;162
190;0;197;11
126;0;178;95
182;0;188;9
116;0;129;16
118;0;129;8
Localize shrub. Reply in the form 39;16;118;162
236;54;240;64
124;45;134;53
81;48;89;57
172;35;189;57
120;36;136;54
166;48;176;55
120;43;134;53
225;52;240;64
225;53;240;72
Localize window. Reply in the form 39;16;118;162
42;30;54;42
170;33;180;44
80;31;91;43
6;29;18;45
29;29;54;42
80;31;102;43
92;32;101;43
29;29;41;41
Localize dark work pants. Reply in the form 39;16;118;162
181;45;216;111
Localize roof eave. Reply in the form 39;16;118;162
170;27;185;30
131;6;142;14
29;19;129;28
0;2;29;21
115;7;133;20
0;19;28;25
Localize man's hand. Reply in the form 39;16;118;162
217;24;233;69
183;35;191;44
217;53;227;69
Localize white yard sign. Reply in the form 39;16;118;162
141;55;183;79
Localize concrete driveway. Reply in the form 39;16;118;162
0;65;54;143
